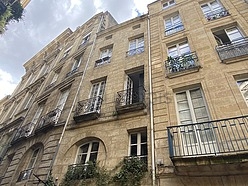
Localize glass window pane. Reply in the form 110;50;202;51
141;132;147;143
89;152;98;162
80;154;87;164
81;144;89;153
179;43;190;55
91;142;99;152
131;134;137;144
131;145;137;156
141;144;147;155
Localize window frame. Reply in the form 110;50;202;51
167;41;191;57
237;79;248;106
162;0;175;9
164;13;184;35
128;131;148;160
76;141;100;164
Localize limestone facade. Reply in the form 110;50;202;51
0;0;248;185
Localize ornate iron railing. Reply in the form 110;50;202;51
12;122;35;143
116;86;146;107
17;169;33;182
205;8;230;21
165;52;199;74
67;163;96;179
44;82;56;91
216;37;248;62
126;46;144;56
165;24;184;35
66;67;78;78
95;56;111;67
167;115;248;158
74;96;103;117
36;108;61;130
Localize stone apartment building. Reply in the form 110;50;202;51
0;0;248;185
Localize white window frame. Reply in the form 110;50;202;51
162;0;175;9
129;37;144;51
57;89;70;111
128;131;147;158
32;104;44;124
201;0;223;16
50;72;59;84
237;79;248;106
71;56;82;71
164;14;183;35
100;48;112;59
168;42;191;57
81;33;91;45
23;93;34;110
27;148;40;169
76;141;99;164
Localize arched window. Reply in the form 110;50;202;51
76;141;99;164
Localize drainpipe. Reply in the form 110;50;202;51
47;13;105;181
147;14;156;186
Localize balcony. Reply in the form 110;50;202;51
115;86;146;114
95;56;111;67
65;68;78;78
165;52;200;78
73;96;103;123
205;8;230;21
35;108;61;133
11;122;35;144
126;46;144;56
216;37;248;63
44;82;56;91
17;169;33;182
165;24;184;36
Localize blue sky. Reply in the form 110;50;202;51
0;0;154;99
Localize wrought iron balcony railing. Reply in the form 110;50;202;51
74;96;103;122
116;86;146;114
95;56;111;67
126;46;144;56
67;162;96;179
44;82;56;91
65;67;78;78
35;108;61;132
205;8;230;21
17;169;33;182
167;115;248;158
165;24;184;36
12;122;35;144
216;37;248;62
165;52;199;74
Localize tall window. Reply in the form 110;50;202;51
72;56;82;71
60;46;72;61
168;42;191;57
80;33;91;47
162;0;175;9
129;132;147;163
32;104;44;124
164;14;184;35
86;81;106;113
237;79;248;105
23;93;34;110
175;88;215;155
50;72;59;84
76;142;99;164
95;48;113;67
201;0;227;20
57;89;70;111
18;148;40;182
127;37;144;56
213;27;244;45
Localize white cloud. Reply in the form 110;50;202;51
0;69;18;100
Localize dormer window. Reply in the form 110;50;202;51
162;0;175;9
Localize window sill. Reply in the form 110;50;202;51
166;65;201;79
